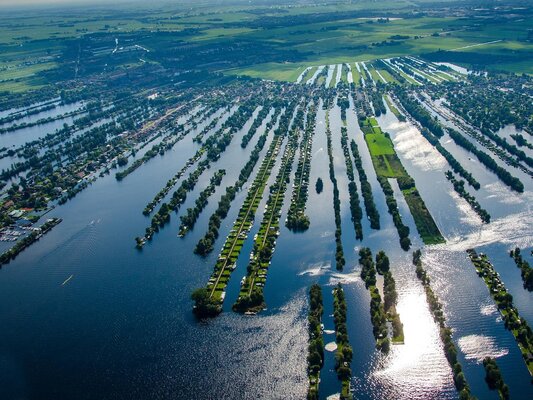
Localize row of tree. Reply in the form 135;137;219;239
376;175;411;250
307;284;324;400
395;90;444;137
349;139;380;229
359;248;389;351
240;104;276;148
447;128;524;192
340;127;363;240
332;284;353;399
467;249;533;384
286;103;317;231
482;357;510;399
509;247;533;292
419;126;480;189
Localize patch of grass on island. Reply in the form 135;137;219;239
352;65;361;86
361;117;444;245
384;96;404;119
340;64;349;83
379;69;396;83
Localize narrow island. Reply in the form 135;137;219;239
467;249;533;376
333;284;353;400
307;284;324;400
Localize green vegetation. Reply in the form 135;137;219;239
349;139;380;230
376;175;411;251
332;284;353;400
351;65;361;87
0;1;531;99
191;287;220;318
359;118;411;249
482;357;510;400
359;248;389;351
360;117;444;246
340;64;349;84
340;126;363;240
315;177;323;194
300;66;317;84
328;65;338;89
376;250;404;343
467;249;533;376
383;95;405;121
413;250;476;400
286;103;316;231
510;248;533;292
307;284;324;400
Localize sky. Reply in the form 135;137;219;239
0;0;149;9
0;0;137;6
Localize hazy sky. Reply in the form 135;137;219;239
0;0;134;6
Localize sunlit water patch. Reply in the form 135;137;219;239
480;303;498;316
364;290;455;400
327;268;362;286
458;334;509;362
484;181;531;205
385;121;447;171
448;188;484;227
446;209;533;251
298;262;331;277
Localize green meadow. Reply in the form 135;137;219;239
0;1;531;92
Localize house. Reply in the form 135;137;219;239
9;209;25;218
2;200;14;209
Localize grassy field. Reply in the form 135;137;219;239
300;66;317;83
383;95;402;118
351;64;361;86
224;12;532;79
362;118;404;177
341;63;349;83
365;132;396;156
226;62;308;81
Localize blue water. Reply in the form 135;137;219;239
0;96;531;400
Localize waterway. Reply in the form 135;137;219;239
0;96;531;400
